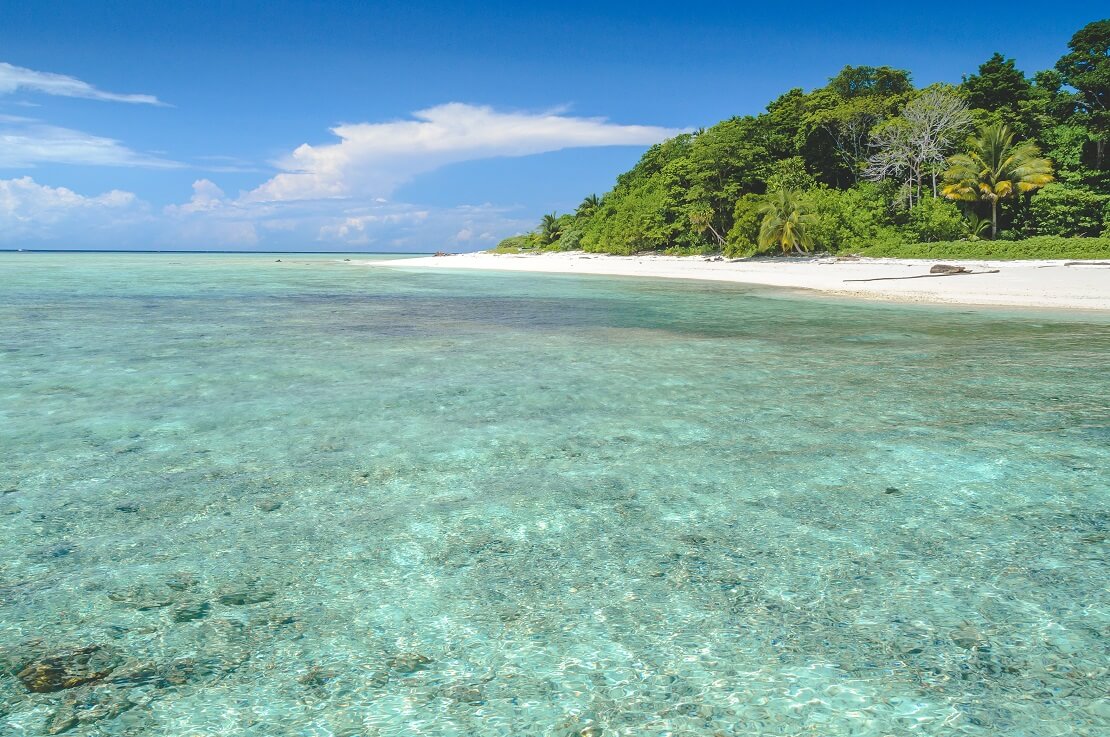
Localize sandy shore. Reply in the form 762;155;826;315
359;251;1110;311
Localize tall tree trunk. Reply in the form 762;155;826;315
932;171;937;198
991;199;998;240
706;223;725;246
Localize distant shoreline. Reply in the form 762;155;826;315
359;251;1110;312
0;249;431;255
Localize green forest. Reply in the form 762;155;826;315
496;19;1110;260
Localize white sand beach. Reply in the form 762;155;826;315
361;251;1110;311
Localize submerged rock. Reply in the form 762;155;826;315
45;684;136;733
387;652;432;673
165;572;198;591
443;683;484;704
107;586;174;610
44;706;78;734
218;591;273;605
103;662;161;687
105;657;211;688
17;645;119;693
557;722;603;737
951;624;986;650
217;581;275;606
298;666;338;687
171;601;210;623
38;542;76;559
256;498;282;512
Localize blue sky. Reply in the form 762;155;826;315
0;1;1104;251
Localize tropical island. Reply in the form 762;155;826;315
494;19;1110;261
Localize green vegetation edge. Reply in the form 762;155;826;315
497;20;1110;261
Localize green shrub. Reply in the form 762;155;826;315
906;197;967;242
1029;183;1107;237
724;193;763;257
555;227;584;251
581;177;675;255
806;184;899;253
855;236;1110;260
765;156;817;193
492;233;544;253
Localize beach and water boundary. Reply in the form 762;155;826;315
365;251;1110;311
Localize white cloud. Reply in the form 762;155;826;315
0;62;164;105
316;210;430;245
0;176;144;243
160;179;260;247
246;103;682;202
0;174;536;251
2;102;679;251
160;182;528;250
301;198;538;251
168;178;229;214
0;119;181;168
0;176;134;217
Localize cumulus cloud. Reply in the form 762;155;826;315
317;210;430;245
167;179;230;214
0;176;144;244
161;177;514;250
4;102;679;251
0;175;134;217
0;119;181;168
0;61;164;105
246;103;682;202
160;179;261;246
0;173;535;251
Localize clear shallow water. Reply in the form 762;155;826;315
0;252;1107;737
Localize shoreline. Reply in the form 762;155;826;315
356;251;1110;312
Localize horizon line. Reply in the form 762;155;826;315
0;249;443;255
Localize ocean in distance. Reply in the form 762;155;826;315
1;252;1107;736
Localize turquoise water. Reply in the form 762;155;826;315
1;252;1107;737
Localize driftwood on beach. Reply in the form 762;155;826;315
844;269;1001;283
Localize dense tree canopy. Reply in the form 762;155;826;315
962;53;1036;135
498;19;1110;257
1057;19;1110;170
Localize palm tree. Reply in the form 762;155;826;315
539;213;562;244
941;123;1053;239
758;189;816;254
576;194;601;218
688;204;725;246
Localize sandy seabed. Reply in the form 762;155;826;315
361;251;1110;311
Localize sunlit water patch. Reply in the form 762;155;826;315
1;253;1107;736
